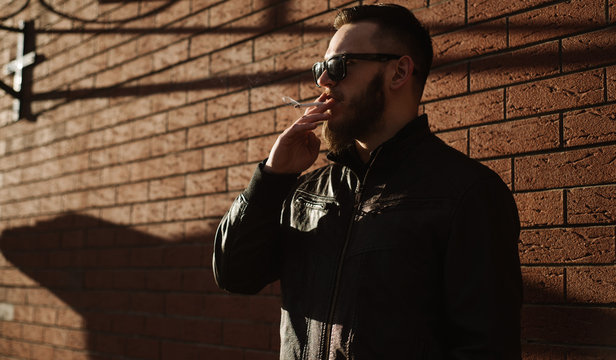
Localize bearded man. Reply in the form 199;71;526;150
213;4;522;359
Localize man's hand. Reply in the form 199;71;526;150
264;94;333;174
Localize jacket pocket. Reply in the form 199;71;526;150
290;191;339;233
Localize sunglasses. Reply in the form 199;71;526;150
312;53;402;87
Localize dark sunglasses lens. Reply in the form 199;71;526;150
327;57;344;81
312;62;324;84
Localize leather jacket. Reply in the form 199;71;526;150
214;115;522;359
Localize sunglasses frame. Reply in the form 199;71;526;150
312;53;402;87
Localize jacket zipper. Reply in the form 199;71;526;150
322;147;383;359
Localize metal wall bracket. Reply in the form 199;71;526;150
1;20;37;122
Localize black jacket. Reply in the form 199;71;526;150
214;115;522;359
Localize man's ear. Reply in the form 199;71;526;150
389;56;414;90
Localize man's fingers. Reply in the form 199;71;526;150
295;112;329;125
304;97;334;115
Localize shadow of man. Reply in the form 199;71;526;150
0;212;281;360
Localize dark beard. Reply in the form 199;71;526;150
322;71;386;155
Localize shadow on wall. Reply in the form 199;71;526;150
0;213;281;360
1;213;616;358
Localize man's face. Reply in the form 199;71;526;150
317;22;389;153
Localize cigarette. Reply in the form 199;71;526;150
282;96;324;108
294;102;325;108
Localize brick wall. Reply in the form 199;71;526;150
0;0;614;359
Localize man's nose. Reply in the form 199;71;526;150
317;70;336;88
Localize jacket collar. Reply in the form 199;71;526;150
327;114;432;176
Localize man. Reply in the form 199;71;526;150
214;4;522;359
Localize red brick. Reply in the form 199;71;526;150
153;39;190;71
521;267;564;303
161;341;243;360
168;103;206;131
276;0;329;26
166;293;205;316
211;41;253;74
432;18;507;66
248;134;278;162
519;226;614;264
413;0;465;35
187;121;228;149
132;201;166;224
132;150;203;181
514;145;616;190
227;110;275;141
117;182;148;204
203;141;247;169
228;163;258;191
101;165;131;186
425;89;503;131
178;318;221;343
522;306;616;345
422;62;467;101
116;139;150;163
146;270;182;291
435;129;467;154
299;74;323;107
151;91;188;113
275;103;305;132
129;292;164;314
93;332;124;355
467;0;553;23
166;196;205;220
567;185;616;224
275;40;328;74
514;190;564;227
245;350;279;360
209;0;252;27
562;27;616;71
110;313;145;334
255;25;301;61
567;348;616;359
186;169;227;195
207;92;249;121
87;188;116;207
112;270;145;290
2;322;21;338
145;222;185;240
470;41;559;91
507;70;604;118
205;192;241;217
608;65;616;101
223;322;271;350
100;205;132;225
509;0;605;47
567;266;616;304
182;269;220;292
226;57;276;92
149;176;186;200
9;339;29;358
564;104;616;146
31;344;55;360
134;114;167;139
125;337;160;360
151;131;187;157
251;81;300;112
470;115;560;158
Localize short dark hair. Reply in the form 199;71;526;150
333;4;433;97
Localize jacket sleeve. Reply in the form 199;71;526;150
444;173;522;359
213;162;299;294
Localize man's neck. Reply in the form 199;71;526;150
354;109;419;163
